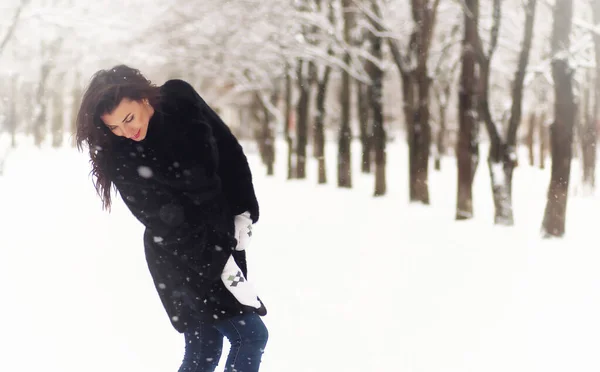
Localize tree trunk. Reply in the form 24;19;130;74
478;0;510;225
33;63;51;147
358;81;372;173
338;0;354;188
258;93;276;176
369;7;385;197
456;0;480;220
434;87;448;171
284;67;295;179
527;113;536;166
403;72;420;199
579;75;595;193
9;74;17;148
0;0;27;59
315;64;331;185
412;71;432;203
539;112;548;169
52;81;64;148
488;0;536;225
542;0;576;237
34;37;62;147
313;0;333;184
71;72;82;147
406;0;439;204
387;40;417;193
296;60;314;179
338;66;352;188
477;0;523;226
251;97;267;166
585;0;600;192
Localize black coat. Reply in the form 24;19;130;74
105;79;263;333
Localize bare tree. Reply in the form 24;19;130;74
32;38;62;147
578;67;596;192
539;111;549;169
478;0;538;225
314;60;330;184
357;80;372;173
50;70;68;148
580;0;600;193
295;60;315;179
338;0;355;188
369;0;386;196
0;0;29;58
431;32;461;172
284;65;295;179
314;0;334;185
542;0;576;237
387;0;441;204
255;91;277;175
70;71;82;147
526;112;536;166
7;74;18;148
456;0;480;220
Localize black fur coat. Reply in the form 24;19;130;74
105;79;262;333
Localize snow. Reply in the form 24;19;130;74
490;160;506;187
1;136;600;372
137;165;153;179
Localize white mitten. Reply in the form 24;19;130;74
221;255;261;309
234;211;253;251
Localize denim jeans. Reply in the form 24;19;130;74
177;313;268;372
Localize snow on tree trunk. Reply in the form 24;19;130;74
542;0;576;238
488;154;514;225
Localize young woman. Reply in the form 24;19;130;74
76;65;268;372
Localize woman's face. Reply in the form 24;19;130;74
101;98;154;141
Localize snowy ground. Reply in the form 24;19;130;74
1;135;600;372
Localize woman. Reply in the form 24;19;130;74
76;65;268;372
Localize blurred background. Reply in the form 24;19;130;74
1;1;600;371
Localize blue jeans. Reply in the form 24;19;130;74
178;313;268;372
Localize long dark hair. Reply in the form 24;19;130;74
76;64;161;211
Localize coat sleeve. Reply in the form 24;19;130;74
206;104;260;223
164;79;260;223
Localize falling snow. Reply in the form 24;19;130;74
137;166;153;178
2;138;600;372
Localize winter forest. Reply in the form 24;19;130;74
2;0;600;371
0;0;597;236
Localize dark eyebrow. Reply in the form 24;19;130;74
122;113;131;123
